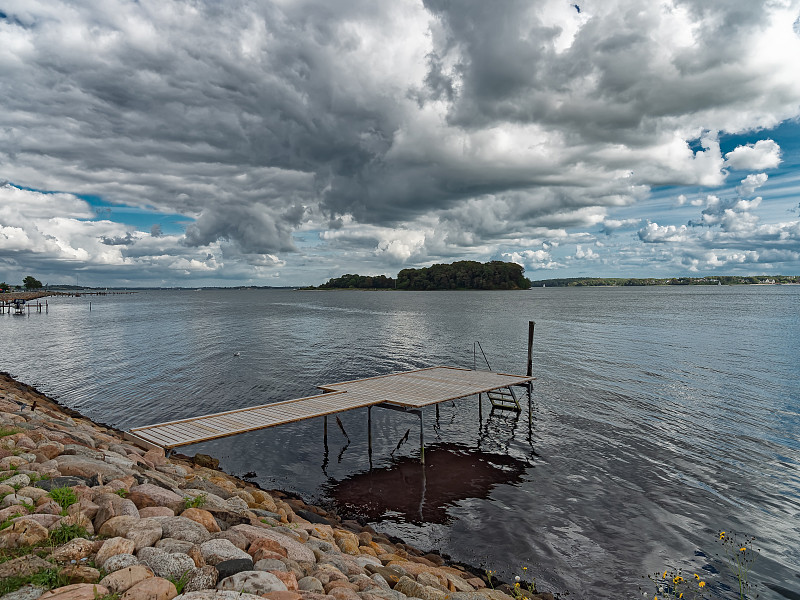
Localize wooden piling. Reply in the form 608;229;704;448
526;320;535;377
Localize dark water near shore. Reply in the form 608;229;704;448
2;287;799;599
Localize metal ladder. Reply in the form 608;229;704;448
473;341;521;412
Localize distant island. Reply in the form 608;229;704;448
314;260;532;290
529;275;800;287
311;266;800;291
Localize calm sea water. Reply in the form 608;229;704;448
2;287;798;599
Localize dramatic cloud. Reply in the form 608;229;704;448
1;0;800;284
725;140;782;170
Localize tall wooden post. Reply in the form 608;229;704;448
526;321;535;377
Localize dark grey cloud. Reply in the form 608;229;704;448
1;0;799;284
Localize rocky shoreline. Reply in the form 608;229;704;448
0;373;548;600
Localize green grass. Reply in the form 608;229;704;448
0;566;70;595
113;489;129;498
0;510;24;531
183;493;207;509
0;426;22;438
48;522;89;545
47;486;78;514
167;569;192;594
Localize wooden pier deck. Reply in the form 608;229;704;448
125;366;533;451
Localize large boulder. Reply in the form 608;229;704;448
128;483;185;512
0;554;54;578
96;537;137;568
152;516;212;545
181;508;221;533
39;583;110;599
0;517;49;548
54;455;127;481
120;576;178;600
200;538;251;565
231;525;315;564
50;538;95;563
99;564;155;595
217;571;288;595
138;547;198;580
126;518;164;551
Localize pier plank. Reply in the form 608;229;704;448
129;367;533;449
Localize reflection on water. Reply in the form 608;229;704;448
327;442;531;525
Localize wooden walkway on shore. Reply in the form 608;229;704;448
125;366;534;452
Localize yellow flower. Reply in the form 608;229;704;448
522;567;528;571
740;547;747;552
673;576;684;584
663;571;668;579
699;582;706;588
515;583;520;588
680;594;684;599
694;574;699;580
654;596;658;600
719;532;726;539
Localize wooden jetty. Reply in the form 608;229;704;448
125;366;534;462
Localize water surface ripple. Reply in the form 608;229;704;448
2;287;798;599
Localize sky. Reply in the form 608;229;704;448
1;0;800;287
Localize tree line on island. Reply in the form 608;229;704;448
529;275;800;286
315;261;532;290
313;264;800;291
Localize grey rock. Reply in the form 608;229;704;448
62;444;104;459
280;557;309;581
183;565;220;593
250;509;282;520
104;452;136;470
181;490;228;511
393;576;447;600
306;538;335;553
109;443;130;456
156;538;195;554
367;589;410;600
174;591;262;599
210;529;249;551
34;476;88;491
2;493;33;507
253;558;288;572
445;594;492;600
217;570;288;594
224;496;250;515
181;478;232;499
200;538;251;566
125;518;162;550
54;454;126;481
0;584;47;600
3;474;31;488
215;557;254;580
157;463;187;477
137;546;197;580
151;516;211;544
103;553;139;573
298;576;325;593
65;431;96;448
271;525;309;542
370;573;391;590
